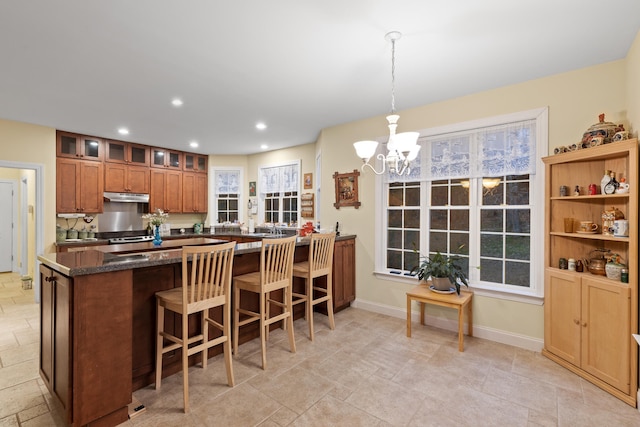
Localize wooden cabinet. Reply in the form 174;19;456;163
333;238;356;311
105;163;150;193
56;158;104;213
105;140;149;166
581;276;630;392
542;139;638;406
39;264;71;423
182;172;208;213
183;153;208;173
151;147;182;170
56;130;209;215
545;270;630;393
132;265;179;390
39;264;133;426
56;131;103;161
150;168;182;213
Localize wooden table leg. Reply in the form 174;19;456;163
468;300;473;337
457;306;464;352
406;295;412;337
419;301;425;325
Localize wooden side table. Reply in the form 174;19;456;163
406;284;473;351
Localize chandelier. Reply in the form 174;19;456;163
353;31;420;176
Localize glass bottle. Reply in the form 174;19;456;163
146;222;152;236
600;169;611;195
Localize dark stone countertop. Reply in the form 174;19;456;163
40;235;355;277
53;230;296;247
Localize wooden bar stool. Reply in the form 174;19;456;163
233;235;297;370
292;233;336;341
155;242;236;413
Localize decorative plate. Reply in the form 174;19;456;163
429;285;455;294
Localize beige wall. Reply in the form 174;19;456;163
626;31;640;135
0;119;56;255
246;143;317;222
316;59;629;344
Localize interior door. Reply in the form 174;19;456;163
0;181;14;272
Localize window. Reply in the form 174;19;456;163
376;108;547;299
213;168;242;224
259;161;300;225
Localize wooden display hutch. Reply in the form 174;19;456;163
542;138;638;407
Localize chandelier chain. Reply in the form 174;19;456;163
390;38;396;114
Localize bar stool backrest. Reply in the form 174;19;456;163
260;236;297;292
308;233;336;278
182;242;235;308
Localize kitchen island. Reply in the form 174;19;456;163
37;235;355;427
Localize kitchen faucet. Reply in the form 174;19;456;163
270;224;283;236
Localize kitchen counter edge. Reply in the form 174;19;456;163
40;234;356;277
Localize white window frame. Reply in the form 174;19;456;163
211;167;244;224
374;107;548;304
257;159;301;224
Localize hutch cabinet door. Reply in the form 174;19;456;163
544;268;581;366
581;277;630;393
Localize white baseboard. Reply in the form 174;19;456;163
351;298;544;352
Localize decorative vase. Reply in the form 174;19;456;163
581;114;623;147
153;225;162;245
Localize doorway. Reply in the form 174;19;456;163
0;162;44;302
0;180;16;272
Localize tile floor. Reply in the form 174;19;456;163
1;271;639;426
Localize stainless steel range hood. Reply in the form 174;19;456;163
103;192;149;203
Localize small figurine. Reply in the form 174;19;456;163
573;185;580;196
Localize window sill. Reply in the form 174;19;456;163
374;271;544;305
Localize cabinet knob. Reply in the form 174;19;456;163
582;322;587;327
45;276;54;282
574;319;579;325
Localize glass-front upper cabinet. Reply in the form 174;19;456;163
151;147;182;169
105;140;149;166
183;153;208;173
56;131;103;161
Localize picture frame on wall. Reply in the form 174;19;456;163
333;169;361;209
249;181;256;196
304;173;312;189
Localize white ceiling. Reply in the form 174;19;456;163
1;1;639;155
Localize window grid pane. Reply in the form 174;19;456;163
217;193;239;224
386;182;421;272
427;180;470;278
264;191;298;225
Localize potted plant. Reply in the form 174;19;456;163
411;251;469;295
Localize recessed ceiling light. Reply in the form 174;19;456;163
118;128;129;135
171;98;183;107
189;141;199;148
256;122;267;130
260;144;268;150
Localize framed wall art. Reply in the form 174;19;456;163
249;181;256;196
333;170;361;209
303;173;312;189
